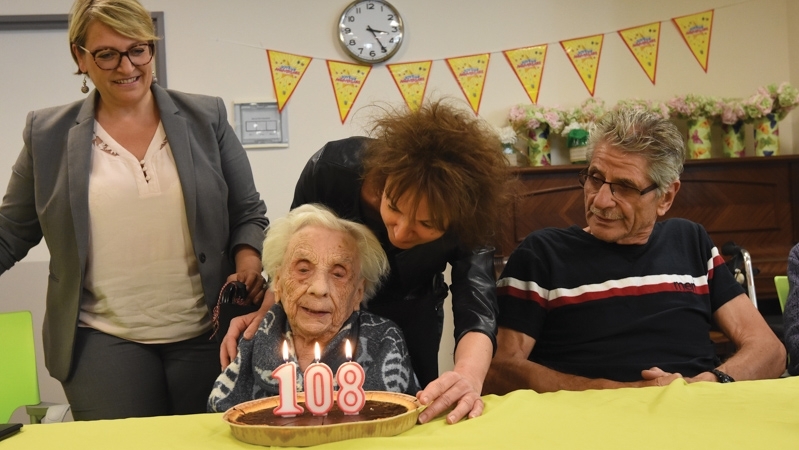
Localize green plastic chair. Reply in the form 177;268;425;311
775;276;789;313
0;310;68;424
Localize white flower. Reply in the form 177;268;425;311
496;125;518;145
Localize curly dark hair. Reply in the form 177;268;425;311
361;99;512;249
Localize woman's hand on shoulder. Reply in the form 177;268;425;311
219;294;273;369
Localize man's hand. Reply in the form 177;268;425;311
640;367;684;387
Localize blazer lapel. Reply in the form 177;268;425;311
153;85;198;235
67;92;97;268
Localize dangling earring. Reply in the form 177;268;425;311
80;75;89;94
151;70;158;84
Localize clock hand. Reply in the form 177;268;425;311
366;25;388;35
364;25;388;52
374;36;387;52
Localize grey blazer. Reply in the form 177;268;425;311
0;84;268;381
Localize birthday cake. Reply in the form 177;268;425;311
235;399;409;426
223;391;422;447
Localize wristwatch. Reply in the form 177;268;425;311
710;368;735;383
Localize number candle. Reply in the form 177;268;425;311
303;342;334;416
335;339;366;415
271;340;304;417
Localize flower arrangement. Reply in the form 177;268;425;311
560;98;607;135
666;94;721;121
508;103;565;136
614;98;671;120
501;82;799;162
495;125;523;166
495;125;518;147
742;82;799;122
715;98;746;125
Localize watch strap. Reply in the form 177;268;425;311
710;368;735;383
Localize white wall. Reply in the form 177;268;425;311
1;0;796;421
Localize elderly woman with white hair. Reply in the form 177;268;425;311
208;204;419;412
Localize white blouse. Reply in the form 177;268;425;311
79;121;210;343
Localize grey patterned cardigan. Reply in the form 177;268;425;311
208;303;420;412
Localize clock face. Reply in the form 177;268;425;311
338;0;404;64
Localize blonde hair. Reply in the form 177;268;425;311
68;0;159;74
262;204;389;302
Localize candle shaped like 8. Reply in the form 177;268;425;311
303;342;334;416
335;339;366;415
271;340;304;416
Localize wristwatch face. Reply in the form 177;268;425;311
711;368;734;383
338;0;404;64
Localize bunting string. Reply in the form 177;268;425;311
215;2;743;121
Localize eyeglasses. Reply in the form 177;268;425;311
79;43;154;70
578;169;658;201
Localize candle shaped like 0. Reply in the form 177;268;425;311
271;340;304;417
335;339;366;415
303;342;334;416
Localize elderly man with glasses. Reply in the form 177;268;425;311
483;108;785;394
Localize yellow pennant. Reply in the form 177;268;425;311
387;61;432;112
266;50;312;112
672;10;714;72
445;54;490;114
326;60;372;124
618;23;661;84
503;45;548;104
561;34;604;97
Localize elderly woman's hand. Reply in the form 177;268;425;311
416;332;492;424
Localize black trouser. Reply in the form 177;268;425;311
62;327;219;421
364;290;445;389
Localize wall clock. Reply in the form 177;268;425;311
338;0;404;64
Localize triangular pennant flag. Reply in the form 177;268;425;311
326;60;372;124
618;22;661;84
503;44;548;104
561;34;604;97
387;61;432;112
672;10;714;72
266;50;312;112
445;53;490;114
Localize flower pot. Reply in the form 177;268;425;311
567;128;589;164
527;125;551;167
753;113;779;156
686;117;711;159
502;143;521;167
720;121;745;158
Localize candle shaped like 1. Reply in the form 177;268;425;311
335;339;366;415
303;342;334;416
271;340;304;417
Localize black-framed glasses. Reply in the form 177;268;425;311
578;169;658;201
79;43;154;70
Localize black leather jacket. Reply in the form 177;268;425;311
291;137;498;354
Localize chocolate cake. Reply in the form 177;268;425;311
235;400;408;426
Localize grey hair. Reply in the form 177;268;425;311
262;204;389;303
586;107;685;195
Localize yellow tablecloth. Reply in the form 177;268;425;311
6;377;799;449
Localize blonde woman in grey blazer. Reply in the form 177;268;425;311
0;0;268;420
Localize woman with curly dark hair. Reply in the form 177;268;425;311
223;99;512;424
